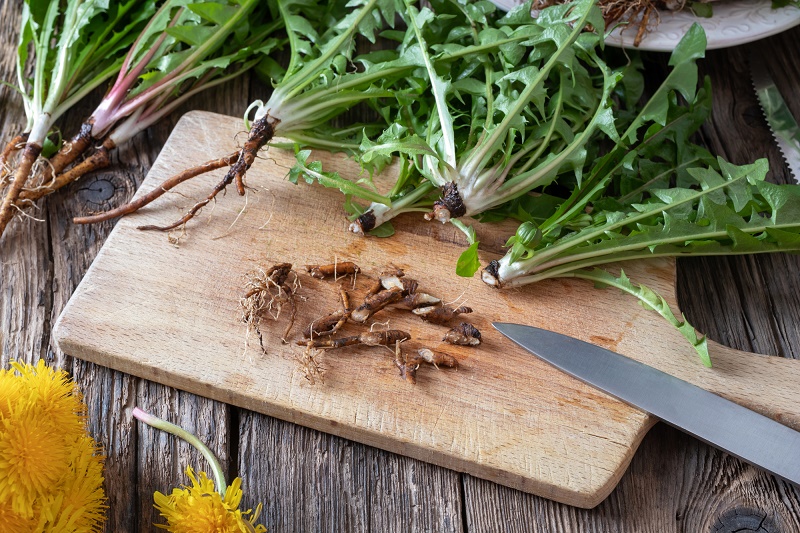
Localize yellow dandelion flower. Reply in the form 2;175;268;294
0;360;106;531
12;360;87;439
0;498;36;533
154;467;266;533
0;367;24;419
38;435;107;533
0;408;71;515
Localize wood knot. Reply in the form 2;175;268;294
79;177;118;205
711;507;779;533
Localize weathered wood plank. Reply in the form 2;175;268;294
0;0;52;368
238;413;464;532
465;423;800;533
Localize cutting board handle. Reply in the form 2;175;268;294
692;341;800;431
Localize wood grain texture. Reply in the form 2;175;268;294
54;109;800;508
1;2;799;529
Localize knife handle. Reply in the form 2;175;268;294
686;341;800;431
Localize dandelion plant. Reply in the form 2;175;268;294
14;0;282;226
0;0;154;236
84;0;414;231
349;0;618;245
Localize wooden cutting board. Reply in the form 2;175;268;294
54;111;800;508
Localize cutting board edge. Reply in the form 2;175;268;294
53;318;655;509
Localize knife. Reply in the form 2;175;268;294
750;51;800;183
493;322;800;487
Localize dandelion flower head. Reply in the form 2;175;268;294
0;360;106;531
154;466;266;533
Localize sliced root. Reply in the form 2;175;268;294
442;323;481;346
0;142;42;236
305;261;360;280
299;329;410;349
304;285;350;338
418;348;459;368
394;342;422;385
350;287;404;323
412;305;472;325
73;151;239;225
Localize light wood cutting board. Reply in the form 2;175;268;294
54;111;800;508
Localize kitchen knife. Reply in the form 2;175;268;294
493;322;800;487
750;51;800;183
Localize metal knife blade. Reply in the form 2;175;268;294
493;322;800;487
750;51;800;183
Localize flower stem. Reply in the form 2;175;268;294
132;407;228;497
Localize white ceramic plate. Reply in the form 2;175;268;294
489;0;800;51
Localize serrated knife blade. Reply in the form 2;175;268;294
750;52;800;183
493;322;800;486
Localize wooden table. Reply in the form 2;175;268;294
2;2;799;530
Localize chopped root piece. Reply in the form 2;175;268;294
304;309;349;338
394;342;422;385
0;142;43;236
305;261;360;279
412;305;472;325
379;274;404;291
418;348;459;368
300;329;410;349
359;329;410;347
74;151;239;225
393;292;441;311
350;287;404;323
304;285;350;338
443;322;481;346
380;274;418;295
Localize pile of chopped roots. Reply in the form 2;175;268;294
240;261;480;385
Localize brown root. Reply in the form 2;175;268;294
303;285;350;338
350;287;404;323
227;113;280;197
73;151;239;225
300;329;410;349
240;263;299;349
393;292;441;311
0;142;42;237
19;138;115;204
418;348;459;368
442;322;481;346
0;133;28;182
412;305;473;325
45;121;96;180
305;261;360;280
394;341;422;384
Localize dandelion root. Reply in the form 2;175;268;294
73;151;240;226
0;142;42;236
